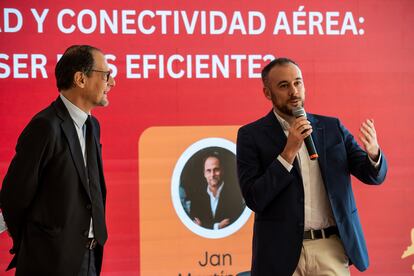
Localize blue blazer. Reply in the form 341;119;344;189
237;110;387;276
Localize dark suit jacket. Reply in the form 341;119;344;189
0;97;107;276
237;110;387;276
189;181;245;229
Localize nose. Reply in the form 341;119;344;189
288;85;298;96
108;75;116;87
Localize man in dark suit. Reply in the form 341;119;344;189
190;153;245;230
237;58;387;275
0;45;115;275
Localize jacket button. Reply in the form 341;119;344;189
83;230;89;237
86;204;92;210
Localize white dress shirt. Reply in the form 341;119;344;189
274;110;336;230
206;182;225;230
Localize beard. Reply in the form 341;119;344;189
272;94;304;117
207;178;222;188
99;99;109;106
276;102;295;116
98;94;109;107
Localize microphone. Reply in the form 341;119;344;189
292;107;319;160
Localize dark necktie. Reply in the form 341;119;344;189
85;116;107;245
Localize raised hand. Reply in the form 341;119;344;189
358;119;380;161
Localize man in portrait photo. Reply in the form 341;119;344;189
189;152;245;230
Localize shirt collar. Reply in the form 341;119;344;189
273;109;290;131
206;181;224;199
60;94;89;128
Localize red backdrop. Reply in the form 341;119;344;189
1;1;413;275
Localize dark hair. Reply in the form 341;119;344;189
202;152;222;169
55;45;101;91
261;57;298;87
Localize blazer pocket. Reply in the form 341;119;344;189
28;221;62;237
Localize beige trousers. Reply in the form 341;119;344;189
293;235;350;276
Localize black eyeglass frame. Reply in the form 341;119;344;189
89;69;112;82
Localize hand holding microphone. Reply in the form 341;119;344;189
280;107;318;163
292;107;318;160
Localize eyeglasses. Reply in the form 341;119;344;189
89;69;112;82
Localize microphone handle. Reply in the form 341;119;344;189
304;135;318;160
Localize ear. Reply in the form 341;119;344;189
263;86;272;100
73;71;86;88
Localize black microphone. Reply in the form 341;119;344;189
292;107;319;160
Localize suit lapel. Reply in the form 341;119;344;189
53;97;91;199
262;110;287;153
308;114;327;183
262;110;301;173
215;184;228;219
90;117;106;198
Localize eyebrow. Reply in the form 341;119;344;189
277;77;302;86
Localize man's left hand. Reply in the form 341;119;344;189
218;218;230;229
358;119;380;161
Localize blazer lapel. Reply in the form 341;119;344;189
308;114;327;183
53;97;91;199
90;117;107;198
262;110;301;173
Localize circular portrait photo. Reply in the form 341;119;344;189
171;137;251;239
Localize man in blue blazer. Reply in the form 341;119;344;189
237;58;387;275
0;45;115;275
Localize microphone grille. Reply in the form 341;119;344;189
292;106;306;118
